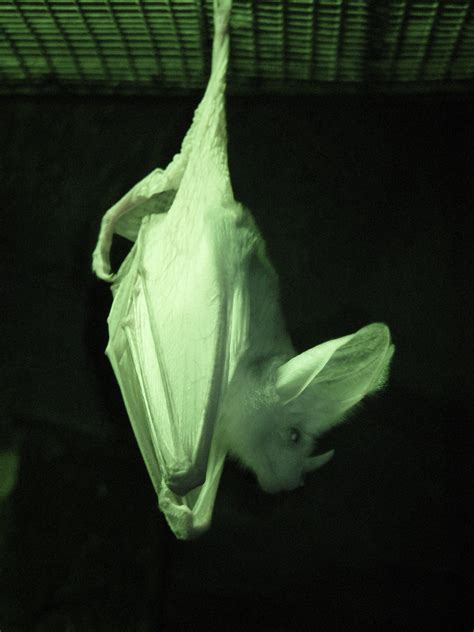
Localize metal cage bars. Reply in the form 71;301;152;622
0;0;473;96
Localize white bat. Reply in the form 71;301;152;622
92;0;394;539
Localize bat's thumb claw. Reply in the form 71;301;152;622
92;246;113;282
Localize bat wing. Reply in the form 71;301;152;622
93;0;238;539
111;207;232;497
105;202;252;539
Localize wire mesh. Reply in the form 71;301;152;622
0;0;473;95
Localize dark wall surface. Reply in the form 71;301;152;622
0;94;471;630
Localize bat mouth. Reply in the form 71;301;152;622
258;456;304;494
258;454;286;494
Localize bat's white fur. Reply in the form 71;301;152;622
213;209;395;493
92;0;395;539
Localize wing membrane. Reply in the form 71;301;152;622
107;211;230;497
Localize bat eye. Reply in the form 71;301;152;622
289;427;301;444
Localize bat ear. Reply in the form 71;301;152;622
276;323;394;423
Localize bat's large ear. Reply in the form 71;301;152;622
276;323;394;426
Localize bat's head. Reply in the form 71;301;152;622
250;413;336;494
223;323;394;494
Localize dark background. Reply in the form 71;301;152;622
0;94;471;630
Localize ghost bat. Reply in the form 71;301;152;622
92;0;394;539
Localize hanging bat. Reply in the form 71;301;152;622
92;0;394;539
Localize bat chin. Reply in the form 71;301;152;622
258;477;301;495
258;482;280;494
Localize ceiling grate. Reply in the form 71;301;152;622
0;0;473;96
